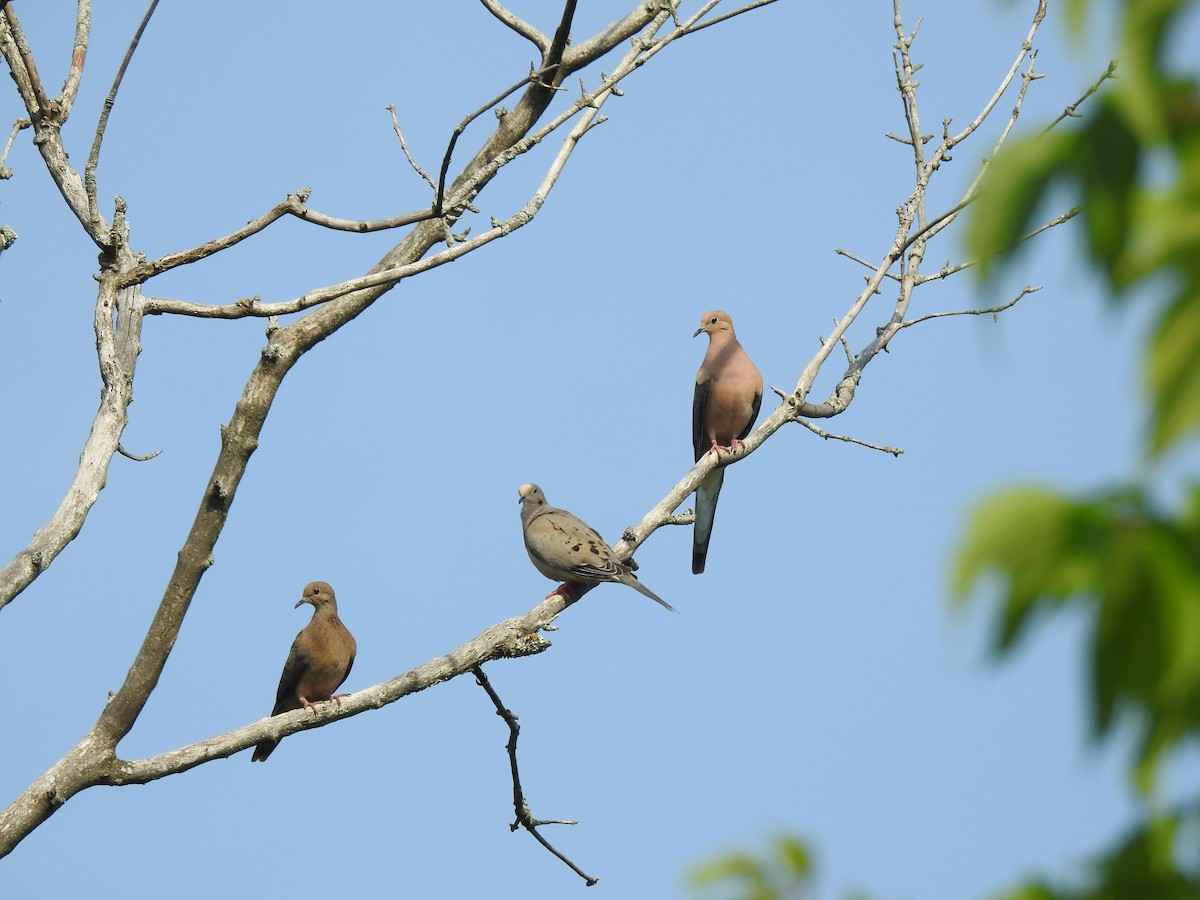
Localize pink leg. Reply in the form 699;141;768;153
710;439;732;457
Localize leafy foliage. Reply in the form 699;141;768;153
996;806;1200;900
690;1;1200;897
688;836;816;900
958;0;1200;896
955;484;1200;785
969;0;1200;454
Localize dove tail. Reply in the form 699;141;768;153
625;574;677;613
251;739;279;762
692;469;725;575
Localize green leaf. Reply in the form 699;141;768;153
995;808;1200;899
775;836;811;879
688;835;815;900
1146;283;1200;454
1076;101;1140;281
952;486;1099;650
967;131;1077;282
957;484;1200;789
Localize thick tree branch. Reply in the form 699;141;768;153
0;271;144;612
0;594;559;856
0;1;1072;874
0;6;49;119
0;0;693;857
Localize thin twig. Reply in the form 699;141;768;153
116;444;162;462
85;0;159;236
120;192;437;287
57;0;90;117
913;208;1081;283
387;105;437;193
899;285;1040;328
1042;59;1118;134
678;0;781;36
473;665;597;886
435;0;577;216
796;420;904;456
0;118;29;172
834;247;902;281
433;68;553;216
943;0;1046;148
479;0;549;51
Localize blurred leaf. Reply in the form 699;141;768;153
967;130;1077;281
1146;283;1200;454
1075;101;1140;281
776;836;812;879
956;484;1200;788
1109;0;1189;146
688;835;815;900
952;486;1100;650
996;807;1200;899
691;851;772;888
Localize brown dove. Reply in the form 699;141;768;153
692;310;762;574
517;483;676;612
251;581;357;762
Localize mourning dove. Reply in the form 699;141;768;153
692;310;762;575
251;581;357;762
517;483;676;612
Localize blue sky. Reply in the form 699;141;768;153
2;2;1196;898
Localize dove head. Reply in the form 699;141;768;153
694;310;735;340
296;581;337;609
517;483;545;506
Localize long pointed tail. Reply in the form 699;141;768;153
692;469;725;574
624;574;677;613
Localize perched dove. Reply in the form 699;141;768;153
692;310;762;575
251;581;357;762
517;483;676;612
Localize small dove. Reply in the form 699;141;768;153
692;310;762;575
251;581;357;762
517;483;676;612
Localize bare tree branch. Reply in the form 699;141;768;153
474;665;597;886
121;191;438;287
900;285;1041;328
1042;58;1119;134
0;117;27;171
795;419;904;456
0;276;143;612
85;0;160;235
0;5;49;119
0;0;691;857
0;7;107;243
678;0;782;36
0;0;1080;873
479;0;549;52
388;105;438;194
57;0;91;117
